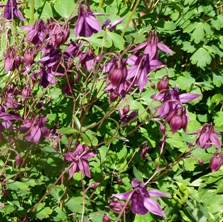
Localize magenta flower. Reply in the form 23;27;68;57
119;106;138;125
107;197;130;213
63;143;95;178
194;123;221;149
20;116;49;144
210;153;223;173
74;2;101;37
3;47;21;72
113;179;170;217
4;0;25;21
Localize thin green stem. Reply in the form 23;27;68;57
30;0;35;25
121;0;140;37
99;0;104;8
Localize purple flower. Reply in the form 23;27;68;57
4;0;25;21
3;47;21;72
74;2;102;37
15;155;23;167
103;214;110;222
104;58;129;99
22;19;47;45
103;17;124;31
210;153;223;173
20;116;49;144
165;106;188;134
194;123;221;149
113;179;170;217
141;147;149;160
63;143;95;178
107;197;130;213
119;106;138;125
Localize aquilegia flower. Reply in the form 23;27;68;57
210;153;223;173
4;0;25;21
20;116;49;144
63;143;95;178
74;2;102;37
113;179;170;217
193;123;221;150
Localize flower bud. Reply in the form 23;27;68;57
122;105;130;115
117;178;123;184
103;214;110;222
109;91;118;102
91;182;100;189
157;75;169;91
210;153;223;173
141;147;149;160
15;155;23;167
159;124;166;135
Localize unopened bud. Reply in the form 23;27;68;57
210;153;223;173
157;75;169;91
91;182;100;189
103;214;110;222
15;155;23;167
198;159;203;165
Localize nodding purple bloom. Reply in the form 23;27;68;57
165;106;188;134
193;123;221;150
47;21;70;47
22;19;47;45
78;49;96;72
63;143;95;178
113;179;170;217
107;197;130;213
20;116;49;144
102;214;110;222
126;32;174;92
104;58;129;99
4;86;21;110
4;0;25;21
210;153;223;173
74;2;102;37
23;47;36;68
15;155;23;167
3;47;21;72
119;106;138;125
141;147;149;160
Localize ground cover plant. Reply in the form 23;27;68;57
0;0;223;221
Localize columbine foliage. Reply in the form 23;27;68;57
0;0;222;221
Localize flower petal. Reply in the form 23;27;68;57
113;191;133;200
179;93;201;103
148;190;171;197
143;197;165;217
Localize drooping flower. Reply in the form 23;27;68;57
113;179;170;217
74;2;102;37
194;123;221;150
3;47;21;72
63;143;95;178
107;197;130;213
20;116;49;144
119;105;138;125
210;153;223;173
4;0;25;21
22;19;47;45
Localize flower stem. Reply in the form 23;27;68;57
121;0;140;37
30;0;35;24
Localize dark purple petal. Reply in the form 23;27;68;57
131;192;148;215
69;163;77;179
86;16;102;32
143;197;165;217
63;153;74;162
210;133;221;149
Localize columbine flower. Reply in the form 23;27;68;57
194;123;221;150
210;153;223;173
3;47;21;72
20;116;49;144
103;17;124;31
113;179;170;217
107;197;130;213
4;0;25;21
74;2;101;37
104;58;129;99
119;105;138;125
63;143;95;178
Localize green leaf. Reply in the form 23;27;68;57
57;127;79;134
35;203;53;220
65;196;83;213
7;181;30;195
182;41;196;53
191;23;212;44
54;0;76;18
117;146;127;160
39;2;53;19
175;76;195;90
54;207;68;222
49;184;65;201
214;112;223;129
106;31;125;50
73;115;81;131
134;213;153;222
133;166;143;182
190;47;212;69
211;14;223;30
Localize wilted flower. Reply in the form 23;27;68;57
107;197;130;213
3;47;21;72
4;0;25;21
74;2;102;37
63;143;95;178
210;153;223;173
20;116;49;144
141;147;149;160
119;106;138;125
194;123;221;149
113;179;170;217
22;19;47;45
